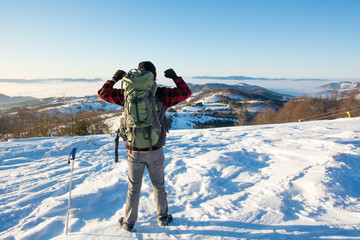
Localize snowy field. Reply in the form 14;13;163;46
1;118;360;240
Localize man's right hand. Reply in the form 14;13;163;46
112;70;126;82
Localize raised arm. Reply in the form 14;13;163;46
158;69;192;109
97;70;126;106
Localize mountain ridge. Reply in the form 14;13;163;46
0;93;38;105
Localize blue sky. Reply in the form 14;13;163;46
1;0;359;80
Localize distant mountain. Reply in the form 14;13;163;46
193;75;276;81
188;83;291;102
0;93;37;105
193;75;327;81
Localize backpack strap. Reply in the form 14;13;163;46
133;97;142;123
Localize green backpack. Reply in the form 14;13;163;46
119;69;162;150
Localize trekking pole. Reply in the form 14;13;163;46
115;129;120;163
65;148;77;235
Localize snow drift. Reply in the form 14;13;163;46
1;118;360;239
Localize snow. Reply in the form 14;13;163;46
168;104;235;130
1;118;360;239
37;96;122;115
201;95;222;103
168;112;195;130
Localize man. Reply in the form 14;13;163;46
98;61;191;232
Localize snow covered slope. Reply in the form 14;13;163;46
1;118;360;240
319;81;360;95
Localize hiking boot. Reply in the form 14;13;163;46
118;217;135;232
158;213;173;227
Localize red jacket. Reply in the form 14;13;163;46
98;77;192;110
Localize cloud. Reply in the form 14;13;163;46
0;78;105;98
193;75;328;81
0;78;103;83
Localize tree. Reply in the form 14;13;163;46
253;108;277;125
72;120;89;136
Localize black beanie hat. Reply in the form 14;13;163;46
138;61;157;79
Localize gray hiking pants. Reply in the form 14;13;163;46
124;148;168;225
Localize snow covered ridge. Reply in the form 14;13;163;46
188;82;291;101
0;82;289;110
1;118;360;239
0;83;289;136
319;81;360;96
167;83;290;130
1;82;359;139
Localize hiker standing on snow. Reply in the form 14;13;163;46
98;61;191;232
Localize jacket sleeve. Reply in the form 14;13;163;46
159;77;192;110
97;80;124;106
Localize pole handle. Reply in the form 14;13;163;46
68;148;77;164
